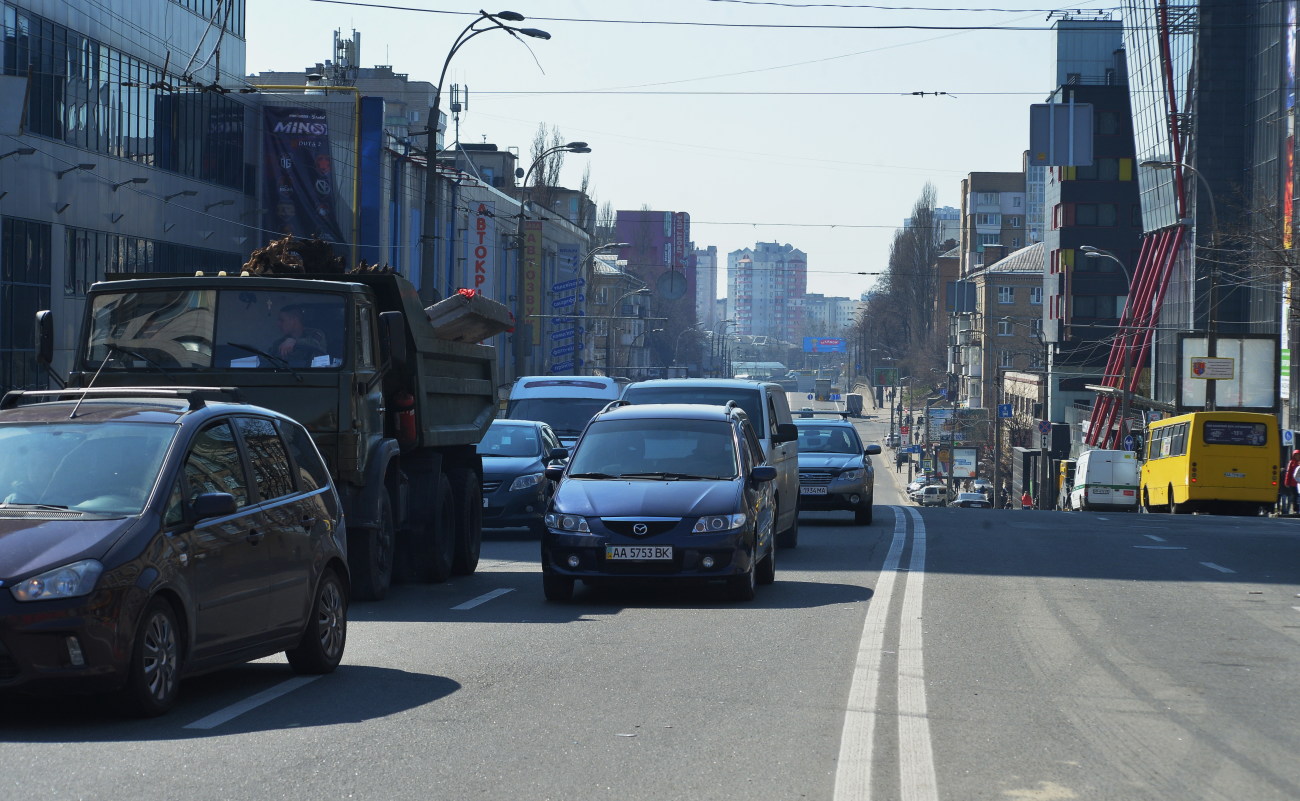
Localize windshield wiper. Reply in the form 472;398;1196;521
226;342;303;383
618;471;723;480
0;502;73;511
107;343;179;383
566;471;617;479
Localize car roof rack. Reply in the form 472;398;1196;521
598;399;630;414
0;386;246;412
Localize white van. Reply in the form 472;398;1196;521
506;376;627;446
1069;449;1139;511
620;379;802;547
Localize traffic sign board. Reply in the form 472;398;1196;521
1037;420;1052;435
1284;429;1295;445
1123;434;1135;450
998;403;1013;418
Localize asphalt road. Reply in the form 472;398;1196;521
2;397;1298;800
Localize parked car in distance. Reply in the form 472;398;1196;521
620;379;800;548
885;433;901;448
915;485;954;506
951;492;993;509
971;478;993;494
478;419;567;535
0;387;348;716
540;402;777;603
794;418;881;525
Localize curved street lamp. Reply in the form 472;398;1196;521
606;287;649;375
572;242;628;375
420;10;550;302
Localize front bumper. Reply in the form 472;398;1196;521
0;585;141;695
482;483;548;529
797;482;871;511
541;528;754;580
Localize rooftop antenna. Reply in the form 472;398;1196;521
450;84;469;145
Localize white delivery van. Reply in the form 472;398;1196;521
1069;449;1140;511
506;376;627;446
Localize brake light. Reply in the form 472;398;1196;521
1189;461;1197;483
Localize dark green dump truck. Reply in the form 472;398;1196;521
39;271;496;601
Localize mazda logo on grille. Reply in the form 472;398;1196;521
633;523;648;535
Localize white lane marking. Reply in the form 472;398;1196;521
1133;545;1187;550
1201;562;1235;574
183;676;320;730
899;507;939;801
834;507;908;801
1144;534;1166;542
452;587;515;610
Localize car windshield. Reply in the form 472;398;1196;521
0;421;176;515
795;425;860;454
622;386;763;430
506;398;608;437
477;424;541;457
567;418;738;479
85;288;347;371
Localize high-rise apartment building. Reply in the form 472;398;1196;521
727;242;807;341
959;173;1029;275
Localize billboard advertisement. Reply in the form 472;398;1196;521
467;201;496;295
803;337;846;353
523;221;544;345
261;106;344;243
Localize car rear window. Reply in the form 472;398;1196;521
622;386;762;431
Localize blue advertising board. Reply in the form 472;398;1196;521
803;337;846;353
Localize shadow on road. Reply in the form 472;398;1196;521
0;664;458;741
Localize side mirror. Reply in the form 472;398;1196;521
775;423;798;443
548;447;569;462
191;492;237;521
865;444;881;455
750;465;777;482
378;311;408;368
544;465;565;482
35;310;53;366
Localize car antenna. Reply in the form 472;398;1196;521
68;342;122;419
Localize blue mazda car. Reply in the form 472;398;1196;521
540;402;777;602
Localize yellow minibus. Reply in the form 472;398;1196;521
1140;411;1279;515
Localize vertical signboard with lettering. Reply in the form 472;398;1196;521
467;201;496;296
262;106;344;243
524;221;544;345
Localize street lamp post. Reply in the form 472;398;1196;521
605;287;649;376
420;10;550;303
1141;159;1221;410
513;141;593;377
712;319;736;377
1081;245;1136;446
573;241;628;375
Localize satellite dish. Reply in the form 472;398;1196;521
656;270;687;300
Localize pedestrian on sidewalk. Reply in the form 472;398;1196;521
1285;449;1300;516
1020;490;1034;510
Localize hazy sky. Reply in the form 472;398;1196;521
245;0;1111;297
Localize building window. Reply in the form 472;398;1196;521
997;319;1013;336
999;349;1015;368
1011;237;1022;248
1074;203;1118;226
978;233;1000;248
1006;216;1022;228
1030;286;1043;305
998;286;1014;304
976;192;997;205
976;213;1001;226
1012;196;1023;208
1;217;52;392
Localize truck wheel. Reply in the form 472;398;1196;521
448;467;482;576
350;492;394;601
426;472;456;583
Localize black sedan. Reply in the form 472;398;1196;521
478;419;567;535
951;492;993;509
0;388;347;716
540;402;777;602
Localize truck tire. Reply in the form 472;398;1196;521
448;467;482;576
350;492;395;601
426;472;457;583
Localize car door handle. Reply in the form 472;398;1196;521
299;516;317;531
246;530;265;545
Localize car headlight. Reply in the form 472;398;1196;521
838;469;862;481
9;559;103;602
692;513;746;533
510;472;545;491
544;513;591;533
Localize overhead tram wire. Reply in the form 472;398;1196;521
303;1;1299;33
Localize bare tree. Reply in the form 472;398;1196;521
528;123;566;211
